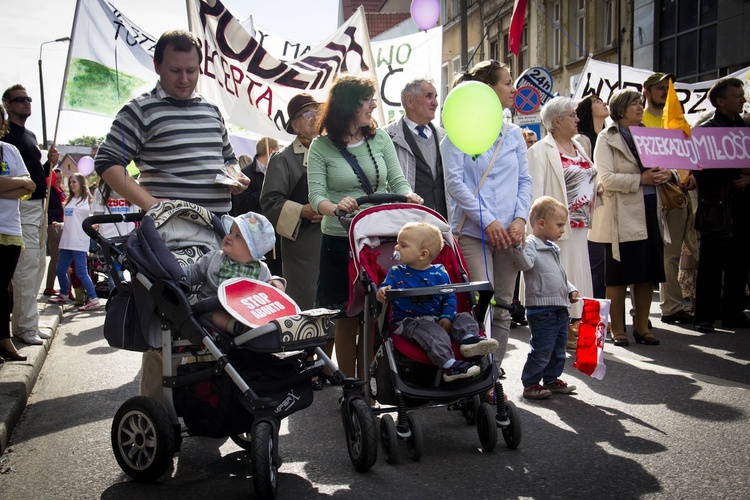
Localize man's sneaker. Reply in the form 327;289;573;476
523;384;552;400
443;360;480;382
48;295;68;305
78;298;101;311
459;336;499;358
544;379;577;394
36;330;52;340
16;330;44;346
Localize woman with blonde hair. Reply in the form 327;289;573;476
48;172;102;311
588;89;669;346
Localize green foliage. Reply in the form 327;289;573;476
67;135;105;147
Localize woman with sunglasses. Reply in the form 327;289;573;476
0;104;37;361
441;59;532;378
307;76;422;380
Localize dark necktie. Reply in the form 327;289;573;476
415;125;428;139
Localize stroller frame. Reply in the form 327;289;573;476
344;198;522;461
85;210;378;498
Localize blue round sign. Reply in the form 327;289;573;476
514;86;541;115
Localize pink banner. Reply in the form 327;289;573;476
630;127;750;170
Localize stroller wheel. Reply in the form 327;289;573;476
477;403;498;452
379;414;398;464
111;396;175;482
344;397;378;472
461;395;481;425
500;401;522;449
251;421;278;499
405;413;423;461
230;432;252;450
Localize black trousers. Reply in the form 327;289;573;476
694;233;750;324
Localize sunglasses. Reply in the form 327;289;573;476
478;59;501;82
11;96;32;103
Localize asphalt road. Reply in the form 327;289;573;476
1;299;749;499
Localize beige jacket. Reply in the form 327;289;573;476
526;133;594;240
588;124;667;260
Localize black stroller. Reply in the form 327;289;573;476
342;196;522;462
84;200;377;499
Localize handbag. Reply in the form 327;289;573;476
658;182;687;210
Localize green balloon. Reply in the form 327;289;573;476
441;81;504;156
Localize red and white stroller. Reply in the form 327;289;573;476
344;194;522;462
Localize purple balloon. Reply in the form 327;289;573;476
77;155;95;176
411;0;440;31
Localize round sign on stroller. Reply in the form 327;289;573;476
218;278;301;328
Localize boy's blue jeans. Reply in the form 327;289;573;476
521;307;569;387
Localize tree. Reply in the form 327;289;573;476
67;135;105;147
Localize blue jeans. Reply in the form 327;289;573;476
56;249;97;301
521;307;569;387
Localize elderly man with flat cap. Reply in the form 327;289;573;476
642;72;699;326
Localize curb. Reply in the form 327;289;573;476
0;302;62;454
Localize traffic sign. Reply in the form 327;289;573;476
515;67;557;106
514;86;541;115
219;277;301;328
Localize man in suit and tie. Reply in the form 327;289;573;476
385;78;449;221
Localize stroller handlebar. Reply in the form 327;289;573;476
83;213;144;240
384;280;511;309
354;193;408;206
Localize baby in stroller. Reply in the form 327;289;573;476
376;222;499;382
182;211;285;335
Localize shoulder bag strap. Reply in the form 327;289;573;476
456;122;507;234
332;137;374;195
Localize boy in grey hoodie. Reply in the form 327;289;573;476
512;196;580;400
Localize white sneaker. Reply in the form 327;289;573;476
78;298;101;311
37;330;52;340
16;330;44;345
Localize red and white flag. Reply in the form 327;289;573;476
573;298;609;380
508;0;528;56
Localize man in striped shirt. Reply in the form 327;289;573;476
95;29;248;214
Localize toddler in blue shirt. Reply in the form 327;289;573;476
377;221;498;382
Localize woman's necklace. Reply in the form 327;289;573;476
555;138;576;156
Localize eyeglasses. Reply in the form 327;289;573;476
10;96;32;103
478;59;501;82
360;97;377;106
301;109;318;121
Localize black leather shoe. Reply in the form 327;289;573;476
311;378;324;391
694;322;715;333
662;310;694;324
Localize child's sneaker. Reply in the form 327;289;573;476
523;383;552;400
48;295;68;305
443;360;480;382
459;336;499;357
78;298;101;311
544;379;577;394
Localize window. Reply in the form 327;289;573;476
451;0;460;19
490;39;499;62
600;0;616;48
518;27;528;74
452;56;461;79
570;0;586;60
657;0;717;81
548;1;561;68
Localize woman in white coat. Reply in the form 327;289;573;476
526;97;596;347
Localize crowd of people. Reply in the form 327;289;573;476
1;30;748;406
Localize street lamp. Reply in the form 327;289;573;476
38;37;70;149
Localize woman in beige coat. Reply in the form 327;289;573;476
588;89;671;347
527;97;596;347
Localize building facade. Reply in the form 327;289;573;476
440;0;749;100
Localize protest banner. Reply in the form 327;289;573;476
187;0;381;141
60;0;380;142
573;57;750;125
630;127;750;170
